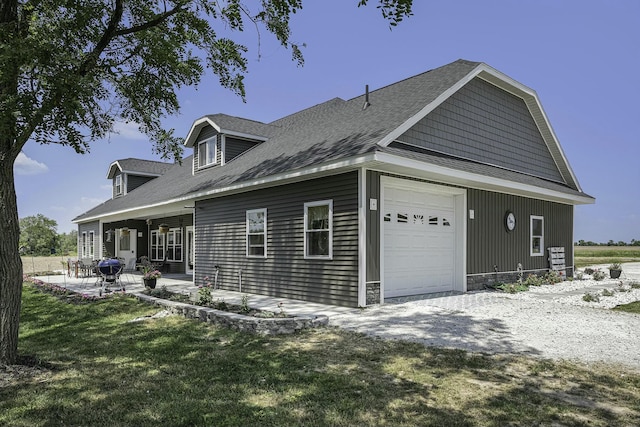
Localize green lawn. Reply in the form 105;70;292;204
574;246;640;268
614;301;640;314
2;283;640;426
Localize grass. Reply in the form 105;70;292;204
574;246;640;268
2;283;639;426
614;301;640;314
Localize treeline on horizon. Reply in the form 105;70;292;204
575;239;640;247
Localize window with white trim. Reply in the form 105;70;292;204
530;215;544;256
88;231;94;258
166;228;183;261
114;174;123;196
81;232;87;258
151;230;166;261
198;136;217;168
246;209;267;257
304;200;332;259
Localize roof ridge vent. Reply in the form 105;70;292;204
362;84;371;110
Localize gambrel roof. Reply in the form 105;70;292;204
74;59;593;223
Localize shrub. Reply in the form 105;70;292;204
495;282;529;293
582;292;600;303
601;289;615;297
197;286;213;305
544;270;563;285
591;270;606;281
240;295;250;313
631;281;640;289
523;274;544;287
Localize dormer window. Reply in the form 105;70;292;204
198;136;217;168
114;175;123;196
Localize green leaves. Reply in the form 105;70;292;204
1;0;414;160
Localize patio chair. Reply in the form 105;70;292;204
120;258;138;285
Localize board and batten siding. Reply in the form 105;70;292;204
398;77;565;183
466;189;573;275
195;171;359;307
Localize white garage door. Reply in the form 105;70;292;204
383;181;457;298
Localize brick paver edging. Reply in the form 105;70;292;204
135;293;329;335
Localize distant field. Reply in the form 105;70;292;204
18;249;640;274
574;246;640;267
21;255;71;275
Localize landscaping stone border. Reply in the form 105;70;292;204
135;293;329;335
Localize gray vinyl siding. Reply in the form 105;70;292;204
126;175;155;193
466;189;573;274
398;77;565;183
195;171;359;307
78;221;100;259
225;136;260;163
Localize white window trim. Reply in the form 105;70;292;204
81;232;87;258
304;200;333;260
166;228;183;262
246;208;267;258
198;136;217;168
150;230;166;261
88;231;95;258
115;174;123;196
530;215;544;257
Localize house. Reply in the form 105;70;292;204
73;59;595;307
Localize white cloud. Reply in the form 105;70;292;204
112;121;147;141
14;152;49;175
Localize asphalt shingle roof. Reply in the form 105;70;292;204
74;59;590;222
107;158;174;179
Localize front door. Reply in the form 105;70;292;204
117;228;137;265
186;226;194;275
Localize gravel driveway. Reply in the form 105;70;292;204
330;264;640;370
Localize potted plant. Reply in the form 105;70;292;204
609;262;622;279
139;256;161;288
143;269;162;289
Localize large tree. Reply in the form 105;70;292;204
0;0;413;364
19;214;58;256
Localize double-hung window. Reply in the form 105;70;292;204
166;228;183;261
115;175;123;196
88;231;95;258
304;200;333;259
198;136;217;168
81;232;87;258
246;209;267;257
150;230;165;261
530;215;544;256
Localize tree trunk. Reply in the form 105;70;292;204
0;159;23;365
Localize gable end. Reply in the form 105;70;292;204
396;77;565;183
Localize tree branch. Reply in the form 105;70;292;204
114;5;184;37
77;0;124;76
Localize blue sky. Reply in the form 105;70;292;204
14;0;640;243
